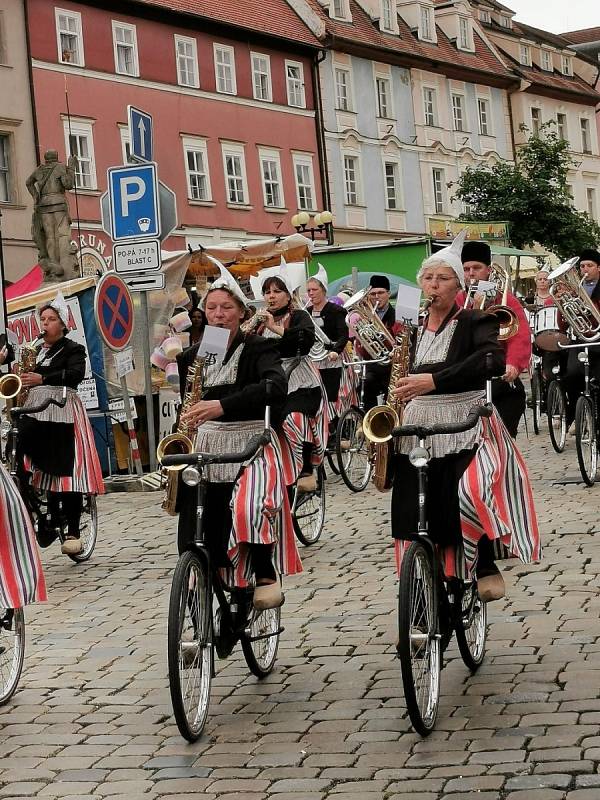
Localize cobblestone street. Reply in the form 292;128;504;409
2;409;600;800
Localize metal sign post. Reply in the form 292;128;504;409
139;290;157;472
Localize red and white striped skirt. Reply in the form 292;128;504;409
279;398;329;487
0;463;46;608
333;357;358;419
395;412;540;580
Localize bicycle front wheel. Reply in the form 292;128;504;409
242;604;281;678
167;551;213;741
397;541;440;737
67;495;98;563
336;407;372;492
575;396;598;487
547;380;567;453
455;582;487;671
293;466;326;546
0;608;25;706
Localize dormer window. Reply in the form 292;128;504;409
381;0;395;32
562;55;572;75
458;17;473;51
499;15;511;29
541;50;553;72
420;5;435;42
519;44;531;66
479;9;490;23
331;0;350;20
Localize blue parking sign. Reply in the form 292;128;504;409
108;163;160;241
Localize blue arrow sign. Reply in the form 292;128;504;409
128;105;153;162
108;162;160;241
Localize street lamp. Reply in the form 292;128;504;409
291;209;334;245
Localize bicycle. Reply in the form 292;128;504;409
391;401;493;736
546;367;568;454
560;341;600;486
529;353;546;436
160;408;284;742
6;392;98;563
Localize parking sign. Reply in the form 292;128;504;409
108;163;160;241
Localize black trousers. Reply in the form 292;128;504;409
563;347;600;426
492;378;526;438
363;361;391;412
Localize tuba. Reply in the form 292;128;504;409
343;288;395;360
157;355;205;515
548;256;600;342
463;263;519;340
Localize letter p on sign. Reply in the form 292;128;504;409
120;176;146;216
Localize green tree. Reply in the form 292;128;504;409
453;122;600;259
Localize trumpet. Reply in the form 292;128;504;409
463;263;518;340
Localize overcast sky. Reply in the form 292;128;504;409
504;0;599;35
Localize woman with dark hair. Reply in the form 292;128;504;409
17;292;104;555
258;274;327;493
188;306;206;346
176;266;298;610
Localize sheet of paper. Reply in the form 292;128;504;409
395;285;422;326
198;325;229;364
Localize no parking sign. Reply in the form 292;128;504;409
94;273;134;351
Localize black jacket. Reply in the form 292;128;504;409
306;302;349;355
266;308;314;358
176;331;287;423
35;336;86;389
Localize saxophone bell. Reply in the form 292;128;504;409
156;432;195;472
362;404;399;444
0;374;22;400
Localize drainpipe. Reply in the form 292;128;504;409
311;49;334;245
22;0;41;163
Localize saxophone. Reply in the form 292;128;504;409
363;326;412;492
0;336;43;409
157;356;205;515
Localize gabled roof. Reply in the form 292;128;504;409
129;0;321;48
303;0;515;86
561;27;600;45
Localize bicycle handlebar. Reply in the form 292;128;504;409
160;430;271;469
558;340;600;350
10;390;68;418
391;403;493;440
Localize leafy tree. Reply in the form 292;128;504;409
452;122;600;259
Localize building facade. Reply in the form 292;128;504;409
0;0;38;281
562;27;600;149
26;0;326;272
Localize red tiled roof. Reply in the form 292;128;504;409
561;27;600;45
130;0;321;48
304;0;515;84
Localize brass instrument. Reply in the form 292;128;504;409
241;309;269;334
548;256;600;342
343;287;395;360
363;325;412;492
0;336;43;405
463;263;519;340
157;356;205;515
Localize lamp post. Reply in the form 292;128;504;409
291;209;334;245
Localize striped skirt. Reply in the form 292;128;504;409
334;357;358;419
23;390;104;496
395;411;540;580
279;398;329;487
0;462;47;608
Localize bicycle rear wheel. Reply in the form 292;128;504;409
455;582;487;671
293;466;325;546
0;608;25;706
547;380;567;453
397;541;440;736
575;396;598;487
336;407;372;492
67;495;98;563
241;603;281;678
167;551;212;741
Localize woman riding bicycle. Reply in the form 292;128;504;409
176;263;300;611
256;269;328;495
391;237;540;602
16;291;104;556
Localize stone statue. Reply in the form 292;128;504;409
26;150;78;283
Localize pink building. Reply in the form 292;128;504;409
26;0;325;270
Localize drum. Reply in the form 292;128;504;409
534;306;569;351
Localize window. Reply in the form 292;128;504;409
500;15;511;28
562;56;572;76
531;107;541;136
286;61;305;108
479;9;490;23
0;11;7;65
519;44;530;66
259;149;284;208
175;36;199;88
477;98;490;136
64;121;96;190
541;50;552;72
0;134;11;203
566;183;574;203
183;137;211;201
381;0;394;31
251;53;272;102
557;113;567;142
343;155;360;205
214;45;236;95
581;118;591;154
335;68;351;111
452;94;465;132
587;188;597;220
112;22;138;77
423;88;436;127
55;8;84;66
384;162;400;210
420;6;433;41
376;77;392;118
119;127;131;164
222;144;247;205
459;18;471;50
293;154;316;211
331;0;348;19
432;168;445;214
